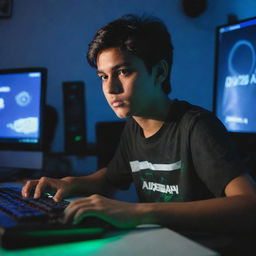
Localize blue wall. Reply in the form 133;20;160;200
0;0;255;153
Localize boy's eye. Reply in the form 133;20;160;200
118;69;130;76
99;74;108;81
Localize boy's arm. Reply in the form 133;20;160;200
22;167;116;201
62;167;116;197
64;174;256;232
140;174;256;232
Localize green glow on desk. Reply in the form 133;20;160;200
0;234;124;256
21;227;104;237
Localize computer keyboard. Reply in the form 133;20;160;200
0;186;68;222
0;186;110;249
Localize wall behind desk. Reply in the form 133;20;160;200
0;0;255;153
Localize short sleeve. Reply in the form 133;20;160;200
190;114;246;197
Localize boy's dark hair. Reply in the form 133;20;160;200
87;14;174;94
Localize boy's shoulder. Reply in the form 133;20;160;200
168;99;212;122
170;100;231;143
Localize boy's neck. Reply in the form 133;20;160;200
132;96;171;138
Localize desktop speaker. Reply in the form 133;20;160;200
63;81;87;155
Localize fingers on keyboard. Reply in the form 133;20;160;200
22;180;39;198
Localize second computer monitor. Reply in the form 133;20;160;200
0;68;47;170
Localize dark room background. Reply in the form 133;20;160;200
0;0;255;177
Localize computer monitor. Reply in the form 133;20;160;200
0;68;47;170
213;16;256;134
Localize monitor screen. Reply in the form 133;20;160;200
0;68;47;170
213;17;256;133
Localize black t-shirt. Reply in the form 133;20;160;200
106;100;245;203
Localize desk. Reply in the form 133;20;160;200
0;182;219;255
0;226;219;256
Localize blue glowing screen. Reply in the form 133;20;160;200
0;72;42;143
215;17;256;133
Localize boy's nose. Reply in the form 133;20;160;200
108;78;123;94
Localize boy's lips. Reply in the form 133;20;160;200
112;100;124;107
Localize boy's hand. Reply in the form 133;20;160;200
22;176;75;202
63;194;147;229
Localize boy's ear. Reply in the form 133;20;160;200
154;60;169;85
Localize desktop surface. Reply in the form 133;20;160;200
0;226;220;256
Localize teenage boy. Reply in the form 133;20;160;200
22;14;256;231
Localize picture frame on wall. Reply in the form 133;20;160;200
0;0;12;18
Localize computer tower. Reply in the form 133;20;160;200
63;81;87;155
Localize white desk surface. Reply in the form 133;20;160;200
94;225;220;256
0;226;219;256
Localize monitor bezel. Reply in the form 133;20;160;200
0;67;47;151
213;16;256;135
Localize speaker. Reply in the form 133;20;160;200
63;81;87;155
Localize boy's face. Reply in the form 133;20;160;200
96;47;156;118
